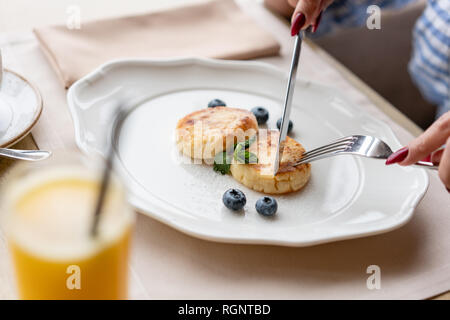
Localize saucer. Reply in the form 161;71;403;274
0;69;42;147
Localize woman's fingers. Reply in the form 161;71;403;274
438;138;450;190
431;149;444;164
397;112;450;166
384;111;450;191
287;0;299;9
289;0;333;34
291;0;321;26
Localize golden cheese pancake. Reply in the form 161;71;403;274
230;130;311;194
176;107;258;163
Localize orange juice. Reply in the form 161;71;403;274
2;158;134;300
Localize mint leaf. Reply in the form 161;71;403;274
214;135;257;175
234;135;258;164
234;142;243;158
234;135;257;150
234;149;258;164
245;151;258;164
245;135;257;148
213;152;231;175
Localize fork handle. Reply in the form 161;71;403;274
413;161;439;170
296;157;439;170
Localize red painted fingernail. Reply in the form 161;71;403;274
291;13;306;36
447;188;450;193
312;11;323;33
421;154;432;162
385;147;409;165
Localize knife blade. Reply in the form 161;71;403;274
273;30;305;175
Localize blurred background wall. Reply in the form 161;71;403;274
265;0;436;129
313;0;436;129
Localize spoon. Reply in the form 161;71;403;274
0;148;51;161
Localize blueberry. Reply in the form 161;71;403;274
255;196;277;216
251;107;269;125
276;118;293;133
222;189;246;211
208;99;226;108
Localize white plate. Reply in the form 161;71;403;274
67;58;428;247
0;69;43;147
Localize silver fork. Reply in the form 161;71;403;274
294;135;438;170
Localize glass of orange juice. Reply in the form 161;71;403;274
0;152;135;300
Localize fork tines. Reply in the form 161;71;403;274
297;136;356;165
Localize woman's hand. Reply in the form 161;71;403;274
288;0;334;35
386;111;450;191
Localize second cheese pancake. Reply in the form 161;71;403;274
230;130;311;194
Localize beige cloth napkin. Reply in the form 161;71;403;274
33;0;280;89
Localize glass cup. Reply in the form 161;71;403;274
0;152;135;299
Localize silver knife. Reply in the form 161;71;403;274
273;30;305;175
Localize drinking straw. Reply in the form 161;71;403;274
91;106;128;237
